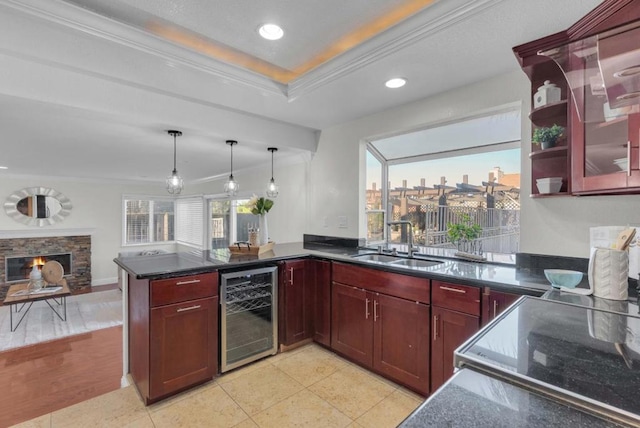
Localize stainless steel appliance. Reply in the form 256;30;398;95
220;266;278;372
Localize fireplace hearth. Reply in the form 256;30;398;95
5;253;72;283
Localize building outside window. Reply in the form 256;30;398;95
365;108;521;255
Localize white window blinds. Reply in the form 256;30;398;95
176;197;204;248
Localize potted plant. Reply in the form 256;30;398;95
447;214;482;254
532;124;564;149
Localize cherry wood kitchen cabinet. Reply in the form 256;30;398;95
513;0;640;196
430;280;480;393
312;259;332;347
331;262;430;395
128;272;218;404
279;259;313;346
481;287;521;327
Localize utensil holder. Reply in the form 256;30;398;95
588;247;629;301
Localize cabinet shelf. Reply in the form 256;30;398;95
529;100;568;127
529;145;568;160
530;191;571;198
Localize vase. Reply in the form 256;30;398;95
541;140;556;150
259;214;269;246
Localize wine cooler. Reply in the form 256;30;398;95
220;266;278;372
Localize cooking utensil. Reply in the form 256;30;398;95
614;227;636;251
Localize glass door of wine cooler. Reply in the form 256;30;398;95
220;266;278;372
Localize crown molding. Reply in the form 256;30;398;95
288;0;506;100
1;0;287;96
3;0;505;103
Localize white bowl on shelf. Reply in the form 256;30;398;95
536;177;563;194
613;158;628;171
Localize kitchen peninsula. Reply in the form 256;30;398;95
114;236;640;426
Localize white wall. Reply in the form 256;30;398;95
307;70;640;258
0;177;177;285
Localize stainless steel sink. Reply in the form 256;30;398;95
351;254;404;263
392;258;442;268
352;253;443;268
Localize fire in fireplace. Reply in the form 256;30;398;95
5;253;72;283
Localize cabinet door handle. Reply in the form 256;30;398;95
365;298;370;319
289;267;294;285
440;286;466;294
176;279;201;285
374;300;379;321
628;141;632;176
433;315;438;340
177;305;201;312
493;300;498;318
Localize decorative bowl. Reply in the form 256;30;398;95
544;269;583;288
536;177;563;194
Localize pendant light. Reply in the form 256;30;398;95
266;147;279;198
224;140;239;196
166;130;183;194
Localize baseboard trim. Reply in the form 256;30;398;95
92;277;118;286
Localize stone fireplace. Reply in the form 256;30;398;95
0;234;91;300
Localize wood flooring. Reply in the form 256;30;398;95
0;289;122;428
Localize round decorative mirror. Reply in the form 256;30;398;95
4;187;72;227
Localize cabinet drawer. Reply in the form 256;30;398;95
332;262;429;303
151;272;218;307
431;281;480;316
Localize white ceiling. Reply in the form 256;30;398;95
0;0;603;184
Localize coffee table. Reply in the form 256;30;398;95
3;282;71;331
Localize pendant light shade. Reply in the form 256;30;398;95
224;140;239;196
266;147;279;198
166;130;183;194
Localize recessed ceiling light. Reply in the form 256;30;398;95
385;78;407;89
258;24;284;41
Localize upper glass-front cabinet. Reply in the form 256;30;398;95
514;0;640;196
539;20;640;193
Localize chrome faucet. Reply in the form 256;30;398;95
387;220;418;258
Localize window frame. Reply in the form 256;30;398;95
122;195;176;246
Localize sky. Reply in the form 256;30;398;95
367;148;521;189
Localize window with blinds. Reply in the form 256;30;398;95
123;198;175;245
176;197;204;248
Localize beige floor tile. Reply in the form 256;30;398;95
149;385;249;428
217;358;274;385
273;345;347;387
121;414;156;428
11;414;51;428
220;365;304;416
252;389;352;428
308;364;396;420
355;389;422;428
231;418;259;428
50;386;147;428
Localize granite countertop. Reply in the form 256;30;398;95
114;242;559;296
399;368;620;427
454;296;640;426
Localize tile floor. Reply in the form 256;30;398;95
14;343;424;428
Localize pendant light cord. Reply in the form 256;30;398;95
173;133;177;172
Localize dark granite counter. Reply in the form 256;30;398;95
454;296;640;426
114;242;555;296
399;368;620;427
